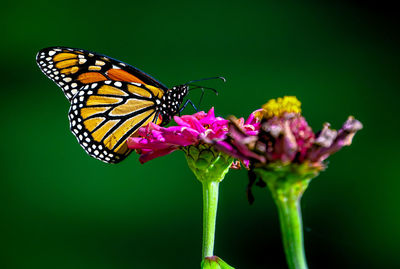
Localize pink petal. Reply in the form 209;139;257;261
127;138;173;150
173;116;192;128
139;147;179;164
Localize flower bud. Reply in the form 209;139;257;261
183;144;233;182
201;256;235;269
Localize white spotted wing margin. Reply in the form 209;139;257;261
36;47;83;102
68;81;160;163
36;46;169;103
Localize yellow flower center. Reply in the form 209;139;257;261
262;96;302;118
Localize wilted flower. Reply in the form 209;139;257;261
215;96;363;177
214;96;362;269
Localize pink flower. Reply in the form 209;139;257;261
213;96;362;203
215;97;362;167
127;108;261;164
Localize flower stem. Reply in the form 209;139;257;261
202;180;219;259
274;194;308;269
255;165;312;269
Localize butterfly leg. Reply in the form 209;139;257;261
198;88;205;110
153;111;160;123
180;99;198;113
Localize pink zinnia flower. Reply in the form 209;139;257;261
127;107;260;164
128;107;260;268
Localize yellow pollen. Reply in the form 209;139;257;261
262;96;301;118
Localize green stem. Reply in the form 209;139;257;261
274;195;308;269
201;180;219;259
255;164;316;269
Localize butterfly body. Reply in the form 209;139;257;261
158;85;188;125
37;47;188;163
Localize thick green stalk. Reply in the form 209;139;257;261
255;165;314;269
202;180;219;259
183;145;233;266
274;194;308;269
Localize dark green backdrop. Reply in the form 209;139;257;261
1;0;399;268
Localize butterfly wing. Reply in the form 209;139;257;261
36;46;168;102
69;80;163;163
36;47;168;163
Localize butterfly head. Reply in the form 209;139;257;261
159;85;189;125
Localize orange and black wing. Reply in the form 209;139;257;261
36;46;168;102
69;80;163;163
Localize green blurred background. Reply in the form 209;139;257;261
1;0;399;268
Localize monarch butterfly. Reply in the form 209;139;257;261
36;47;223;164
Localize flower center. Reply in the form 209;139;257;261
262;96;301;118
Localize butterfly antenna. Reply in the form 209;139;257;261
184;76;226;85
184;77;224;111
189;85;219;96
